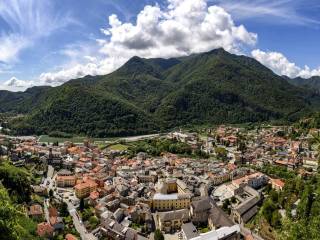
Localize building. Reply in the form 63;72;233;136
156;178;178;194
180;222;200;240
100;218;137;240
75;180;98;198
270;178;285;191
137;174;157;183
152;193;191;211
208;202;234;230
231;187;260;225
192;226;240;240
37;222;54;238
56;175;76;187
156;209;189;233
28;204;44;220
65;234;78;240
232;172;268;189
190;198;212;225
180;222;240;240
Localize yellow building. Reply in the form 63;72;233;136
152;193;191;211
75;180;98;198
56;175;76;187
166;179;178;193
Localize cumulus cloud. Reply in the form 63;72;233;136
3;77;34;88
39;63;104;86
251;49;320;78
39;0;257;86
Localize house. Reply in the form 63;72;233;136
100;218;137;240
232;172;268;190
190;197;212;225
65;234;78;240
37;222;54;238
32;185;48;196
116;184;129;197
28;204;44;220
155;209;189;233
50;216;64;230
56;175;76;187
75;180;98;198
89;190;100;205
270;178;285;191
113;208;125;222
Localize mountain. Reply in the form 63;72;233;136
2;48;320;137
0;86;52;113
286;76;320;93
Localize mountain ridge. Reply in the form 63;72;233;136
2;48;320;137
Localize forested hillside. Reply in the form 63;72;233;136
2;48;320;137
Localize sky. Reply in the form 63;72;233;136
0;0;320;91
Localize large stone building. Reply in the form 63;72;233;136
231;186;261;224
156;209;189;233
152;193;191;211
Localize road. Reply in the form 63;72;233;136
118;133;161;142
50;176;97;240
43;199;50;223
37;133;162;144
42;165;54;187
66;201;97;240
43;165;96;240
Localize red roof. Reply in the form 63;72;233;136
90;190;100;200
65;234;78;240
37;222;54;237
48;207;58;217
271;178;285;188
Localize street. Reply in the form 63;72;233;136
44;164;97;240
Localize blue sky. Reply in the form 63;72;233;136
0;0;320;90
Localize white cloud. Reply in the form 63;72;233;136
251;49;320;78
38;0;257;86
213;0;320;26
3;77;34;89
39;63;103;86
0;0;75;64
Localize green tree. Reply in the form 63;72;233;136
60;202;69;217
0;185;20;240
154;229;164;240
215;147;228;162
89;216;99;228
0;163;32;203
262;199;277;223
297;185;313;219
82;208;93;221
271;211;281;228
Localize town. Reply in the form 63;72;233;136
0;123;319;240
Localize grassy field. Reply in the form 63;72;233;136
107;144;129;151
38;135;117;144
